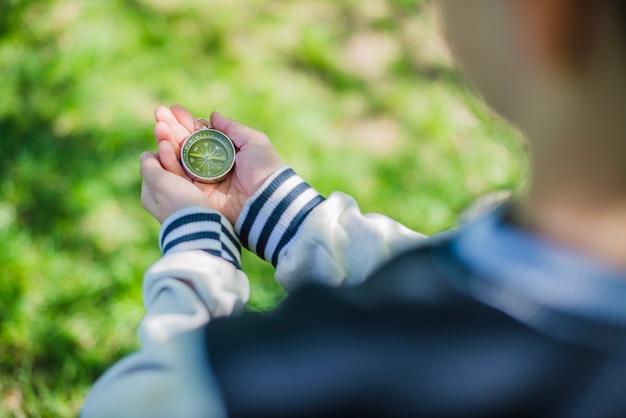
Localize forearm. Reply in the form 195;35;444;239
236;167;426;291
81;208;247;418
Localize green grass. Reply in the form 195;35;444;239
0;0;525;416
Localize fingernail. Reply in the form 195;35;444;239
140;152;151;163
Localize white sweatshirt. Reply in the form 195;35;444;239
81;166;426;418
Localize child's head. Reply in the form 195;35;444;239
442;1;626;163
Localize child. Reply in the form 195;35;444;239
82;1;626;417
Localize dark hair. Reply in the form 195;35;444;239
557;1;626;70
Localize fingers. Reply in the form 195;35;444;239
140;153;162;218
170;104;196;133
140;149;215;223
210;111;268;149
155;105;192;144
154;121;180;151
156;104;271;151
139;152;166;191
154;106;178;127
158;140;186;178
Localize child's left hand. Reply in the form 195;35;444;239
140;152;212;223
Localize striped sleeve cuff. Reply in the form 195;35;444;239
159;207;242;270
235;166;325;267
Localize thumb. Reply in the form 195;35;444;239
210;111;267;149
140;152;166;190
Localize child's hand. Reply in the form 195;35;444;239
154;104;283;225
140;152;213;223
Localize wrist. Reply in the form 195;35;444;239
235;166;325;266
160;207;242;269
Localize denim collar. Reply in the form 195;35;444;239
452;205;626;333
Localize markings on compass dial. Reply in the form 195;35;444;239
182;130;235;180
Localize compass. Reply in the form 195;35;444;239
181;119;236;183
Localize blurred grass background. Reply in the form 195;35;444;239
0;0;526;416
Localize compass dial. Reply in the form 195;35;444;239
181;129;236;183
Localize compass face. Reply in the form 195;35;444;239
181;129;236;183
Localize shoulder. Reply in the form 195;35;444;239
357;233;473;306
